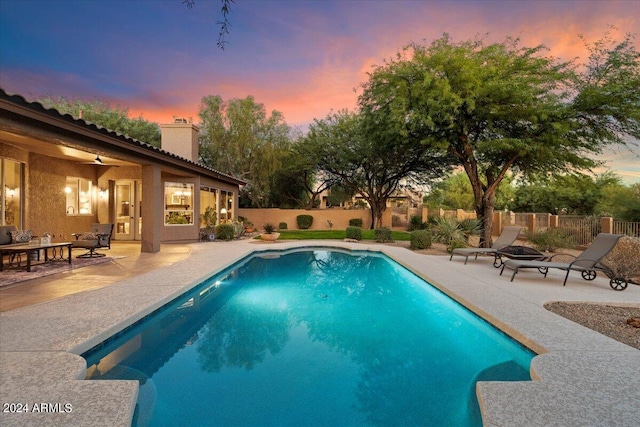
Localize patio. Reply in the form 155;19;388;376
1;240;639;426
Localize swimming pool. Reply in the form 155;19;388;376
83;248;534;426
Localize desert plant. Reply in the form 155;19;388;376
346;226;362;241
430;217;467;253
408;214;426;231
349;218;363;227
278;222;288;230
374;227;393;243
296;214;313;229
601;236;640;282
526;228;576;252
458;218;482;240
327;219;334;230
263;223;276;234
410;229;432;249
215;223;235;241
232;220;244;238
392;215;402;227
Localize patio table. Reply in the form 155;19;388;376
0;242;72;272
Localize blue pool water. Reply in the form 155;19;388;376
83;248;534;427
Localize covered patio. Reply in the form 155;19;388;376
1;89;244;255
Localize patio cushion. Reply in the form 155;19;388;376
0;225;17;245
10;230;31;244
82;232;98;240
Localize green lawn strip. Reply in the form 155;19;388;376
262;229;410;241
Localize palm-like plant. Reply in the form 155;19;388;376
431;217;465;252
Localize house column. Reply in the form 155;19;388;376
141;165;162;253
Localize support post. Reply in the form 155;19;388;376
141;165;162;253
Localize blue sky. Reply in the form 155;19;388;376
0;0;638;183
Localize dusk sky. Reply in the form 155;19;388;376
1;0;638;182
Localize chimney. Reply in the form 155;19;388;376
159;117;199;162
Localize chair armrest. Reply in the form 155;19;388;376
71;233;81;240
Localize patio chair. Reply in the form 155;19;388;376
500;233;625;288
449;226;522;265
72;223;114;258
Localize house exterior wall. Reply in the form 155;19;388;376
28;152;97;240
1;91;243;251
2;146;240;246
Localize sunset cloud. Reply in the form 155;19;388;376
1;0;638;182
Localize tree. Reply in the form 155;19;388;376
597;181;640;222
198;95;291;207
268;148;315;209
301;110;450;228
513;172;640;220
38;96;161;146
512;173;606;215
183;0;234;50
359;31;640;246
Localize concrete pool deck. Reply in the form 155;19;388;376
1;240;639;426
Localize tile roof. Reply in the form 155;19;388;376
0;88;246;186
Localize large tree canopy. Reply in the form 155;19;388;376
198;95;291;208
359;31;640;246
301;110;451;228
38;96;161;146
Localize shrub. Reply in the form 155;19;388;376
430;217;467;253
374;226;393;243
346;226;362;241
215;224;235;241
526;228;576;252
408;214;425;231
278;222;288;230
601;236;640;281
349;218;363;227
410;229;432;249
296;214;313;229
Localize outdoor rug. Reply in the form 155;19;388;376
0;256;113;287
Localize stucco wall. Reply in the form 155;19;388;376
237;208;395;231
27;153;98;240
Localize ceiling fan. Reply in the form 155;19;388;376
80;154;117;166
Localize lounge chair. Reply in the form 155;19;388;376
449;226;522;265
72;223;114;258
500;233;625;289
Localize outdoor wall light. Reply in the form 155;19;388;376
99;189;108;199
64;186;72;194
5;187;15;197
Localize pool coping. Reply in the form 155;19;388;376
1;240;639;426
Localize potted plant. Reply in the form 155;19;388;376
261;223;280;242
244;219;255;233
200;206;217;241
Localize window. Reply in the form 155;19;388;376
65;177;93;215
200;187;218;227
2;158;23;226
220;190;233;223
165;182;194;225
